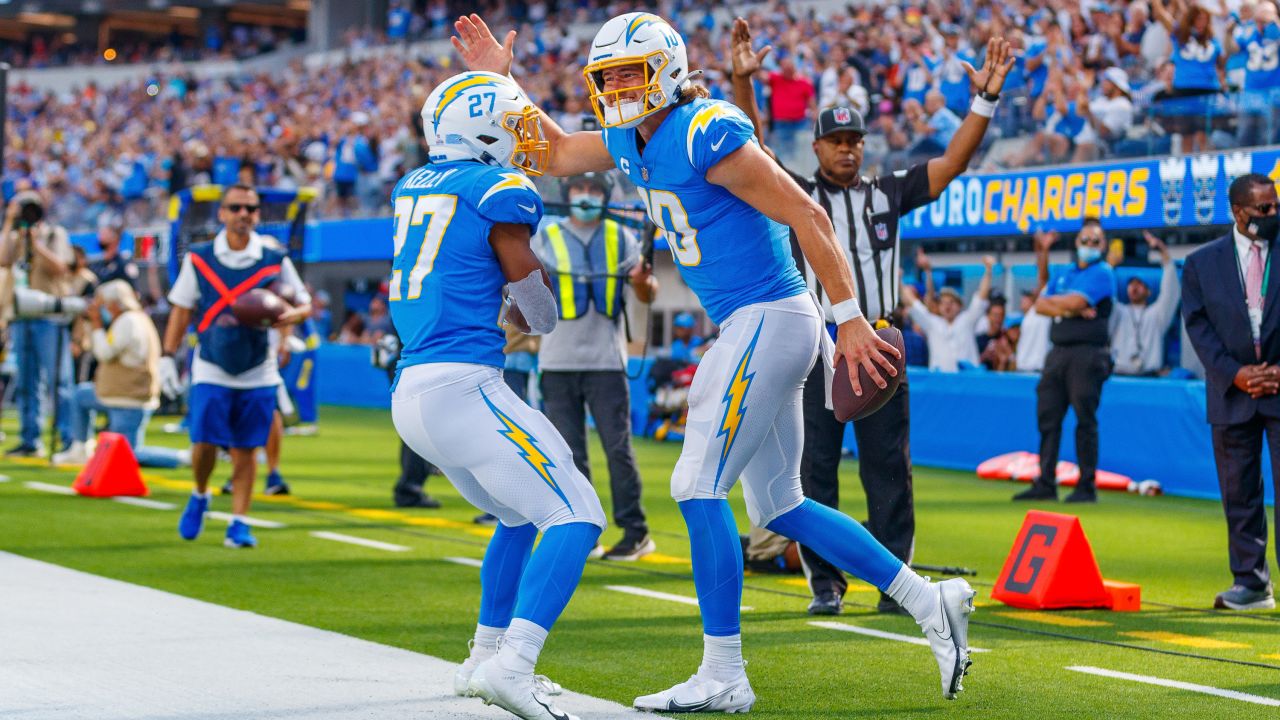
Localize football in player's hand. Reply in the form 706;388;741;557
231;288;286;329
832;327;907;422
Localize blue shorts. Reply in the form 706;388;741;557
189;384;277;449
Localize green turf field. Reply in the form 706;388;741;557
1;406;1278;718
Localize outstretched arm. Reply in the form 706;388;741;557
925;37;1015;198
707;141;900;395
452;14;614;176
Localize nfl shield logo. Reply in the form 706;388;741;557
834;108;852;124
641;166;650;182
875;223;888;241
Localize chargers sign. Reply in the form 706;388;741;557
900;148;1280;238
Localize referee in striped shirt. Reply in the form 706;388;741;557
730;19;1013;614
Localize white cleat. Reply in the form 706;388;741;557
455;642;563;698
919;578;976;700
634;671;756;713
454;652;488;697
468;657;578;720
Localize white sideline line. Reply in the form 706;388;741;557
24;481;75;495
810;621;991;652
112;497;176;510
606;585;753;611
207;511;286;529
310;531;410;552
1066;666;1280;707
444;556;485;568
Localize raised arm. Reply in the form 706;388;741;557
452;14;613;176
924;37;1015;198
1033;229;1057;295
1151;0;1177;33
706;141;900;394
1145;231;1182;327
728;17;774;154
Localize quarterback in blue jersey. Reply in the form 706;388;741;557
390;70;606;720
455;13;1013;712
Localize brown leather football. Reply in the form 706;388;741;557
831;327;907;422
231;288;285;329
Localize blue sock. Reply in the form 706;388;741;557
767;499;904;591
478;522;538;628
511;522;601;630
679;499;743;637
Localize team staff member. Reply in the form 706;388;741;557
730;18;1009;614
166;185;311;549
1015;217;1115;504
534;172;659;560
1183;173;1280;611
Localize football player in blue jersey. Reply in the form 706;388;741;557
455;14;1013;711
390;70;607;720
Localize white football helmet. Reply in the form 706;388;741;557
583;12;690;129
421;71;549;175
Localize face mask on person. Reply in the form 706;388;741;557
100;308;113;326
1247;212;1280;243
568;193;604;223
1077;245;1103;264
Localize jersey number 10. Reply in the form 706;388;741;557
640;188;701;267
390;194;458;301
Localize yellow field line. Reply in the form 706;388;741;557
1121;631;1250;650
994;611;1111;628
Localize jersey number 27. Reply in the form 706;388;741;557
389;194;458;301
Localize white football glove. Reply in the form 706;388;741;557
158;356;182;400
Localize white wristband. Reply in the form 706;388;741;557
971;96;998;118
831;298;864;324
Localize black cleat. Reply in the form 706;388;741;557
1012;485;1058;501
1064;488;1097;504
395;493;442;509
808;591;844;615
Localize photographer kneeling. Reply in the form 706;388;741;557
53;280;187;468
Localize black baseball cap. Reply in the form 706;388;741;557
814;107;868;140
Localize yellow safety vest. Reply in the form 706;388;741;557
544;219;624;320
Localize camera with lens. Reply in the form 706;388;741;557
13;287;87;323
17;201;44;228
10;191;46;229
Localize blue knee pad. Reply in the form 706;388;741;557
679;499;743;637
766;499;903;590
512;522;601;631
478;522;538;628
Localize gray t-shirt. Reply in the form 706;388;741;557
534;219;640;372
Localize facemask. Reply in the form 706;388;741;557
568;193;604;222
1247;213;1280;243
1077;246;1103;265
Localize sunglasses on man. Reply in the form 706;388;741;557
225;203;260;214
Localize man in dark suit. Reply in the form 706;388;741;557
1183;172;1280;611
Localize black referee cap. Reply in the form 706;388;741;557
814;107;867;140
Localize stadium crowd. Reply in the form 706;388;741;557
9;0;1280;232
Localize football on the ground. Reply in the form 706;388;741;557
832;327;907;422
268;280;298;306
231;288;285;328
